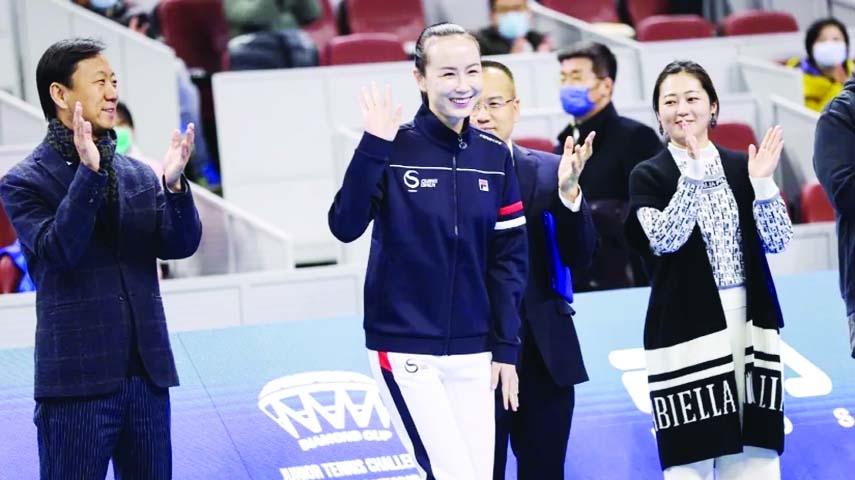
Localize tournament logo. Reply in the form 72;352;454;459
258;371;421;480
258;371;393;451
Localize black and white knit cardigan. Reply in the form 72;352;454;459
625;145;788;469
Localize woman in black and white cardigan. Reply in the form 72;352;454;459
625;60;793;479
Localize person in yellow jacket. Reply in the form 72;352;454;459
786;18;854;112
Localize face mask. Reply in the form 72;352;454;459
560;85;596;118
813;41;848;68
497;11;529;40
114;126;132;154
89;0;119;10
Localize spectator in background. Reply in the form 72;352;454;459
224;0;322;38
475;0;552;55
225;0;322;70
116;102;164;178
71;0;220;187
786;18;854;113
555;41;663;291
72;0;155;36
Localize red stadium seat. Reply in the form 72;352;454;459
344;0;425;44
801;182;836;223
721;10;798;36
625;0;670;25
305;0;338;65
0;255;21;294
0;205;14;248
540;0;620;22
158;0;231;73
709;122;758;152
327;34;407;65
635;15;715;41
514;136;556;152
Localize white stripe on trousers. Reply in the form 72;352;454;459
663;287;781;480
369;350;495;480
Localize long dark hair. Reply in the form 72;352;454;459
414;23;480;105
652;60;719;121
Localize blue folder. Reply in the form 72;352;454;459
542;210;573;304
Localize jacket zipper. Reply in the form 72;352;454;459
446;135;467;354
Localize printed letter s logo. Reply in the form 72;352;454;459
403;170;419;190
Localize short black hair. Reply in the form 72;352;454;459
116;102;134;128
36;38;106;120
481;59;515;83
804;17;850;70
652;60;720;117
557;41;618;81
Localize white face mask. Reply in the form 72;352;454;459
813;41;848;68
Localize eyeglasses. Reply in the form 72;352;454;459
472;97;516;113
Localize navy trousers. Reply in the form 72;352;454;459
494;334;576;480
34;376;171;480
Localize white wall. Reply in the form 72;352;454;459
13;0;179;159
0;264;366;349
0;0;20;97
0;90;44;145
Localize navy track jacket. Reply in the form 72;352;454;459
329;105;528;364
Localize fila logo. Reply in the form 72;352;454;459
479;178;489;192
403;170;438;193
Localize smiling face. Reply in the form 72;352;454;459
470;66;520;142
655;71;716;148
414;34;483;132
50;54;118;132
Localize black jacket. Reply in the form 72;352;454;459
813;78;855;357
513;144;597;386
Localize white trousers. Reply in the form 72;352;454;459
368;350;494;480
663;288;781;480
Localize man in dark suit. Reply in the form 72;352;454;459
0;38;202;479
555;41;664;291
472;60;597;480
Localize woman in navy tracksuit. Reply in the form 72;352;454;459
328;23;528;480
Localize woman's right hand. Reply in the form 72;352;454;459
683;122;701;161
359;82;402;142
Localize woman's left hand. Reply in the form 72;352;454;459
491;362;519;412
748;125;784;178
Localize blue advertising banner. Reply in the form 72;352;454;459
0;270;853;479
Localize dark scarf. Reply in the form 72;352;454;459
45;118;118;204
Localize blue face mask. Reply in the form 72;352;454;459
497;11;530;40
560;85;596;118
89;0;119;10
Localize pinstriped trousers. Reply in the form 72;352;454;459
34;376;171;480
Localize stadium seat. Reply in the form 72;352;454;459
540;0;620;22
0;206;14;248
514;136;556;152
305;0;338;65
625;0;670;25
158;0;231;74
709;121;758;152
635;14;715;41
327;33;407;66
801;182;836;223
344;0;425;44
0;255;21;294
721;10;798;36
